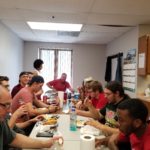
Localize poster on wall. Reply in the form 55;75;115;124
123;48;136;92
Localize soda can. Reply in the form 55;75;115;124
43;95;47;103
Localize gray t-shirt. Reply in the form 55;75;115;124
0;121;16;150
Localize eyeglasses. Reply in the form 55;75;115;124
0;103;11;109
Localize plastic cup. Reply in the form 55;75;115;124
58;91;64;108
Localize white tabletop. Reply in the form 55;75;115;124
23;114;109;150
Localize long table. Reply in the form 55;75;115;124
23;114;109;150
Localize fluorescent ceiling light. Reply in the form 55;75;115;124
27;22;82;31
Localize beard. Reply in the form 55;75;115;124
119;125;136;136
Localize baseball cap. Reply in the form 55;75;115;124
29;75;44;85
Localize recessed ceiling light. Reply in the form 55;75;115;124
27;22;83;31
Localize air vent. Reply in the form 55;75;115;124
98;24;134;27
57;31;80;37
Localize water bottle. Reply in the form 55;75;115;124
70;106;77;131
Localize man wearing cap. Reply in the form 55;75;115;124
11;71;30;98
11;76;57;119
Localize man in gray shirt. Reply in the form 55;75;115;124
0;85;61;150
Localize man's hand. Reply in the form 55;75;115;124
48;105;58;113
29;115;45;123
76;100;84;110
12;105;28;119
84;97;92;108
108;133;119;150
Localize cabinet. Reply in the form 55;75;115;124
138;35;150;75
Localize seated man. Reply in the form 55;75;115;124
108;98;150;150
11;76;58;120
47;73;74;93
0;75;10;91
77;77;93;102
0;75;45;135
11;71;30;98
76;80;108;111
80;81;130;135
0;85;61;150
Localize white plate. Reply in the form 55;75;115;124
76;120;85;128
40;123;58;132
80;125;101;136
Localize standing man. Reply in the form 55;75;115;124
32;59;44;76
46;73;74;92
0;85;61;149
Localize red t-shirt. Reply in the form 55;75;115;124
91;93;108;109
118;124;150;150
47;79;71;92
11;87;34;113
11;84;24;98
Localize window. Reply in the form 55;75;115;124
39;48;73;91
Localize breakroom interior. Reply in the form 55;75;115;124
1;0;150;100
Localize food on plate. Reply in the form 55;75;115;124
76;120;85;127
43;118;57;125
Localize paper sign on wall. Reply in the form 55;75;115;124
138;53;145;68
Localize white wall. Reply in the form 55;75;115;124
23;42;106;88
106;27;139;97
0;22;24;89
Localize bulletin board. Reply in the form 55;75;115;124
123;49;136;92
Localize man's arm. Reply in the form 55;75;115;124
27;102;57;116
46;81;55;90
9;105;28;128
76;109;95;118
26;102;49;116
84;99;103;120
10;133;60;148
86;120;119;136
108;133;120;150
16;115;44;129
33;96;49;108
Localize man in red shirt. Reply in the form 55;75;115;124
108;98;150;150
11;72;30;98
76;80;108;117
46;73;73;92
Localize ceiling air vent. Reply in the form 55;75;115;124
98;24;134;27
57;31;80;37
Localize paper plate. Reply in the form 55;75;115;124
76;120;85;128
80;125;101;136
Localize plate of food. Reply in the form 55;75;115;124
76;120;85;128
43;117;57;125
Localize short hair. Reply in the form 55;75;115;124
28;75;44;86
105;81;124;96
0;76;9;84
61;73;67;76
27;71;33;75
33;59;44;69
19;71;29;78
117;98;148;123
88;80;103;93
